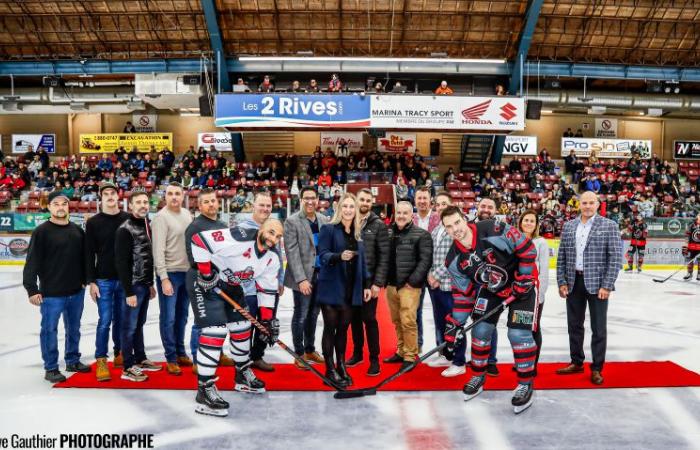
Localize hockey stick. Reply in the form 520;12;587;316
652;254;700;283
213;287;346;392
334;295;517;400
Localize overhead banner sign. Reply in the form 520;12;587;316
595;118;618;138
132;113;157;132
561;138;652;159
198;132;233;151
503;136;538;156
673;140;700;160
321;132;363;154
79;133;173;153
378;133;416;153
12;134;56;154
215;94;525;131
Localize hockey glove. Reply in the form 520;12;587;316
196;270;219;292
512;273;535;299
260;318;280;347
443;314;464;353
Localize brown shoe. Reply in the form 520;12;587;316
219;353;235;367
166;362;182;376
294;358;310;370
95;358;111;382
113;354;123;368
176;356;193;367
252;358;275;372
556;363;584;375
591;370;604;385
304;351;325;364
192;364;198;375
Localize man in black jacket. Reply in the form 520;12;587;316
24;190;90;383
346;188;389;376
115;190;161;382
383;201;433;371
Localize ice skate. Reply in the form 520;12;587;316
462;375;485;401
512;383;534;414
195;378;229;417
235;363;266;394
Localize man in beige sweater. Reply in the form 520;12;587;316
152;182;193;375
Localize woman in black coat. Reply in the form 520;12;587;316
317;192;371;387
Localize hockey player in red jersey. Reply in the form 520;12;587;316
440;205;539;414
190;219;283;417
683;213;700;281
625;214;648;273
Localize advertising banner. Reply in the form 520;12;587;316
320;132;363;154
215;94;525;131
503;136;538;156
12;213;50;231
561;138;652;159
132;113;157;132
622;239;686;266
645;217;695;238
0;235;30;264
377;133;416;153
12;134;56;154
673;140;700;160
595;118;618;138
79;133;173;153
198;132;234;151
0;213;13;232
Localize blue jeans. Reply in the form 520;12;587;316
245;294;272;361
156;272;190;362
429;287;466;366
190;325;201;365
94;279;124;359
418;287;425;349
120;283;151;369
489;329;498;364
291;271;321;355
40;290;85;371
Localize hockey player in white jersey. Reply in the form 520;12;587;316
190;219;283;417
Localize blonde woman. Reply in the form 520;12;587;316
517;210;550;365
317;193;371;387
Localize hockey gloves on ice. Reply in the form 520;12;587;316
512;273;534;299
260;318;280;346
443;314;464;353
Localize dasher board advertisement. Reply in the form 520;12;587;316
215;94;525;131
79;133;173;153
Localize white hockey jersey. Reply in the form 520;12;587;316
191;226;280;309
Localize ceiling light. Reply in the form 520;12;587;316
237;56;506;64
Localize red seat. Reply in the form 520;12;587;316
16;202;29;213
463;191;476;200
28;200;41;212
78;201;91;213
446;181;459;190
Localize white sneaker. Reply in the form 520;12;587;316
427;355;452;367
441;364;466;377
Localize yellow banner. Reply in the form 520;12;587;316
79;133;173;153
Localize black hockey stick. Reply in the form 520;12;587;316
652;254;700;283
334;295;517;400
213;287;346;392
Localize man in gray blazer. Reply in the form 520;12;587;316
284;186;328;369
556;191;622;385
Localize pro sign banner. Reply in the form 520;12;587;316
215;94;525;131
79;133;173;153
560;138;652;159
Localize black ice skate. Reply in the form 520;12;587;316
235;363;266;394
195;378;229;417
637;267;642;273
683;272;692;281
462;375;485;401
624;266;633;272
512;383;534;414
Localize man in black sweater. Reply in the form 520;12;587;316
346;188;389;376
383;201;433;371
23;190;90;383
115;190;161;382
184;189;231;373
84;182;129;381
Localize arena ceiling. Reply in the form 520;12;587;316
0;0;699;67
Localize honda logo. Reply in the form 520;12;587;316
500;103;517;121
461;100;491;120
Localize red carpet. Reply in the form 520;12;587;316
56;293;700;391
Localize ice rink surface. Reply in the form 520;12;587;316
1;266;699;450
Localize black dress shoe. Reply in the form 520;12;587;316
383;353;403;364
399;361;415;372
45;369;67;383
66;362;91;373
346;354;363;367
336;363;353;386
367;360;380;377
325;368;347;388
486;363;499;377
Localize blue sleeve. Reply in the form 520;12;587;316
318;225;340;267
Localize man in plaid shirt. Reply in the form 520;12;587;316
556;191;622;385
425;192;466;377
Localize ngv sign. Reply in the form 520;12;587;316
503;136;537;156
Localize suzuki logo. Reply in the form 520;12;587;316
461;100;491;120
500;103;517;120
